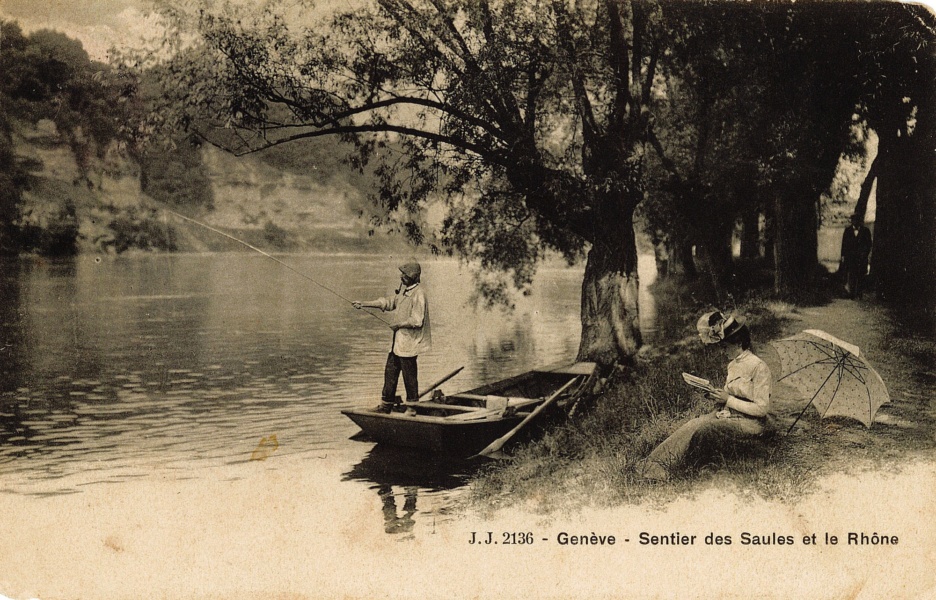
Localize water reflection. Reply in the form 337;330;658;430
343;444;478;489
0;259;26;393
342;444;482;537
379;485;418;537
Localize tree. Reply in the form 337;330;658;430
645;2;772;291
12;27;126;186
0;21;33;254
136;0;673;367
0;112;24;255
858;4;936;330
645;3;871;300
0;19;137;255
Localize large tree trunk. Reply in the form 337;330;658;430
676;238;698;277
911;60;936;334
701;223;735;293
772;185;819;299
868;14;936;334
739;208;760;260
506;158;644;367
869;130;907;302
873;106;936;330
577;211;642;366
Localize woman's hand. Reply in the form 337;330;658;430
706;388;729;405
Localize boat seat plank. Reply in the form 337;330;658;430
451;394;527;403
401;401;480;412
447;409;501;421
403;396;544;413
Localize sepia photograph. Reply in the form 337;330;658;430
0;0;934;598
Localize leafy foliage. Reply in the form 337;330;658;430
1;23;131;182
0;112;25;255
642;4;865;291
135;0;662;244
0;19;143;255
140;134;214;209
99;206;178;253
18;199;80;256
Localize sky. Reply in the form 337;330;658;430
0;0;356;61
0;0;158;60
3;0;936;63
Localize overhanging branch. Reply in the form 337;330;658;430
262;89;509;142
206;121;508;167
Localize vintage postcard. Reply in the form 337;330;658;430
0;1;933;598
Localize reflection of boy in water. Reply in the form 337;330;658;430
353;259;432;413
378;485;418;535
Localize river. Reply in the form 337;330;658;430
0;253;657;537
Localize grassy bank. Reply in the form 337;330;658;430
465;280;936;516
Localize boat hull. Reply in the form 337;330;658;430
342;410;526;455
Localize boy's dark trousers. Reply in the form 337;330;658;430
382;352;418;403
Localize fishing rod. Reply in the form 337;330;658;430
159;207;392;327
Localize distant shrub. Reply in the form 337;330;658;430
140;136;214;210
262;220;294;250
101;207;177;253
18;200;79;256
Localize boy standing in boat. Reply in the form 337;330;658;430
353;259;431;413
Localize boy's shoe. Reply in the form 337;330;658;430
373;402;394;414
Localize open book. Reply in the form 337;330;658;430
681;372;719;395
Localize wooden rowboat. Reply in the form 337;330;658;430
341;362;598;456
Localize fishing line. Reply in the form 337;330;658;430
159;207;391;327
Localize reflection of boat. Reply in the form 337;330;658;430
341;362;597;456
342;444;476;489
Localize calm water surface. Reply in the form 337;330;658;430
0;253;658;534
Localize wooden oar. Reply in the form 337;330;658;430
471;376;580;459
416;366;464;400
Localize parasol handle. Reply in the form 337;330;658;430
785;363;841;434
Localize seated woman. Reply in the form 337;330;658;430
638;311;771;481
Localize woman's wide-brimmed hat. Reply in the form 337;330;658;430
696;310;745;345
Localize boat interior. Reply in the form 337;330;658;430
400;363;596;420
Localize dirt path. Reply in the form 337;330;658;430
760;297;936;470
